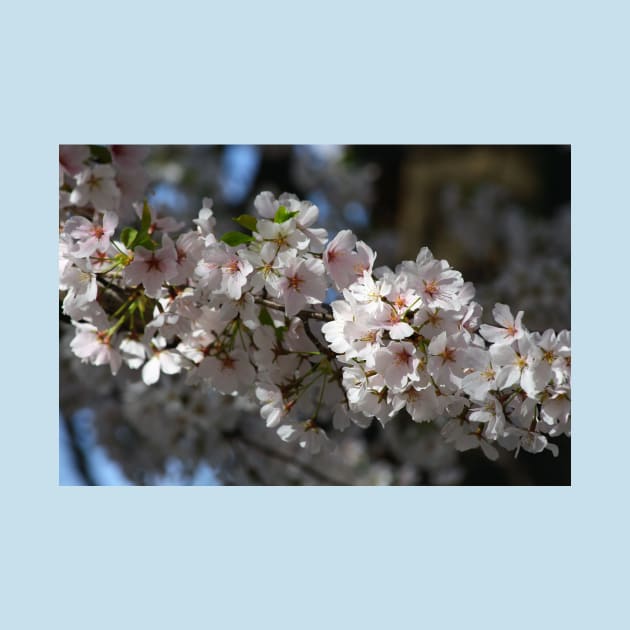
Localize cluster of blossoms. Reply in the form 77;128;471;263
59;145;571;465
61;332;462;485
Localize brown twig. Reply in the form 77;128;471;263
61;414;97;486
223;429;347;485
254;297;333;322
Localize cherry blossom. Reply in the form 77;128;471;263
70;323;122;375
275;255;327;317
123;236;178;298
58;152;571;466
69;164;121;210
142;336;183;385
64;210;118;257
479;303;525;345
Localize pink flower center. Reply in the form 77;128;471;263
423;279;439;297
288;274;304;291
221;355;236;370
360;330;377;343
145;254;162;272
393;295;407;310
92;250;108;265
87;174;101;190
96;331;111;345
394;348;412;366
406;389;419;402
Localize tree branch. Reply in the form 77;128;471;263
223;429;347;485
61;414;97;486
254;297;333;322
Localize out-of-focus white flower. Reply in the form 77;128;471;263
70;164;121;210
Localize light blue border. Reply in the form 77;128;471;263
3;1;625;628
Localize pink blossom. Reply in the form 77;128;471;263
276;257;327;317
123;236;178;298
64;211;118;258
70;323;122;375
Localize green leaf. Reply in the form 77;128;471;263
134;234;158;251
258;307;274;327
120;227;138;249
89;145;112;163
233;214;258;232
120;225;157;251
220;231;254;247
273;205;298;223
140;200;152;234
274;325;287;341
137;297;146;322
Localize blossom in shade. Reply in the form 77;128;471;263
110;145;150;168
390;384;441;424
59;145;89;182
141;336;183;385
255;382;288;428
195;349;255;395
70;323;122;375
170;231;204;285
70;164;121;209
61;263;97;317
468;396;506;441
442;419;499;460
276;420;331;454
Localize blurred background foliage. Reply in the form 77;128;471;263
60;145;570;485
